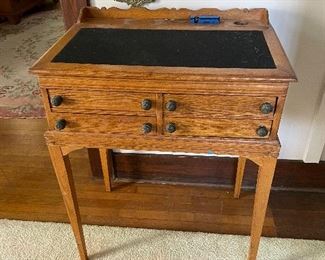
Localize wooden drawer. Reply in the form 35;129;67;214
48;113;157;135
163;117;272;138
163;94;276;118
47;89;156;116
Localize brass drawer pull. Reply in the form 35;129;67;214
260;102;273;114
142;123;152;134
166;100;177;111
256;126;268;137
55;119;66;130
141;99;152;110
51;95;63;107
166;122;176;133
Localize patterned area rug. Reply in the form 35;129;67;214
0;8;64;118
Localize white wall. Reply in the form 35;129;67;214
304;88;325;162
91;0;325;161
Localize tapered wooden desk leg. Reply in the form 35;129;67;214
248;157;277;260
48;145;88;260
234;157;246;199
99;148;114;192
87;148;103;178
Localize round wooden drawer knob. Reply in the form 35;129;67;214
55;119;66;130
141;99;152;110
166;100;177;111
51;96;63;107
166;122;176;133
256;126;268;137
142;123;152;134
260;102;273;114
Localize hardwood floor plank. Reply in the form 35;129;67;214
0;119;325;240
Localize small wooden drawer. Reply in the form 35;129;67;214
163;117;272;138
49;113;157;135
163;94;276;118
47;89;156;115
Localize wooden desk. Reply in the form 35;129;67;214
31;7;296;260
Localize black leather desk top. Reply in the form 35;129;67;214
52;28;276;69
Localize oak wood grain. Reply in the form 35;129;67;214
99;148;114;192
39;78;290;96
269;95;286;139
29;7;297;260
44;131;280;158
155;93;163;135
79;7;270;26
48;113;157;135
47;145;88;260
48;89;156;116
234;157;247;199
163;117;272;138
163;94;276;119
248;157;277;260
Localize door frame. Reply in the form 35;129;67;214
303;86;325;163
60;0;88;29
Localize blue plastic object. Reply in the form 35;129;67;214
190;15;221;25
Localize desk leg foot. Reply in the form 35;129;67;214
248;157;277;260
234;157;246;199
99;148;114;192
48;145;88;260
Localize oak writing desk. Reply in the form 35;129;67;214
31;7;296;260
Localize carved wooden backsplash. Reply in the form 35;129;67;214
115;0;155;7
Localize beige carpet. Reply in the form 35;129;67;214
0;220;324;260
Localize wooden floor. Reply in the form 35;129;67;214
0;119;325;240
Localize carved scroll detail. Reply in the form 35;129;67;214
115;0;155;7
